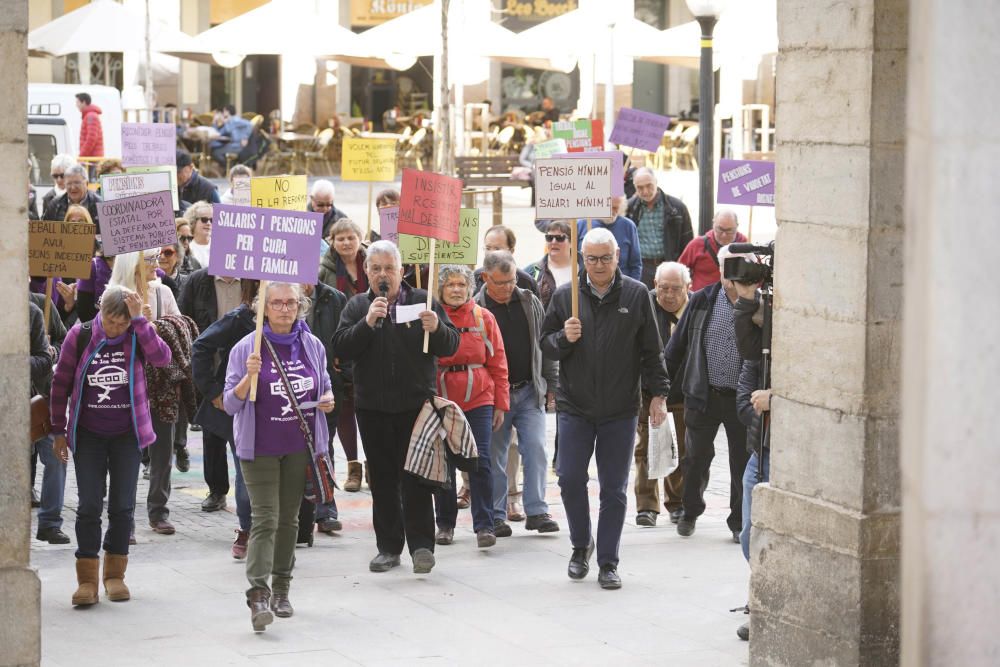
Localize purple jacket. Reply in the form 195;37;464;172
50;314;172;450
224;330;332;461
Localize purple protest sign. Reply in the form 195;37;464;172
121;123;177;167
609;108;672;153
717;159;776;207
553;150;625;197
209;203;323;283
379;206;399;245
97;191;176;255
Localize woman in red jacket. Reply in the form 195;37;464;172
433;265;510;549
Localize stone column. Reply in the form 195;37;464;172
749;1;906;664
0;3;40;667
900;1;1000;664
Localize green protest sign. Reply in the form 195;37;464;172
398;208;479;265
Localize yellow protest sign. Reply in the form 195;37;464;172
341;137;398;182
250;175;308;211
29;220;96;278
399;209;479;265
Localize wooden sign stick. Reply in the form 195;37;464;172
623;146;636;173
747;206;754;242
43;278;53;333
422;238;437;353
365;181;374;241
249;279;269;401
570;221;579;319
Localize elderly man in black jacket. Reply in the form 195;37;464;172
541;227;669;590
626;167;694;288
664;245;751;542
333;241;459;576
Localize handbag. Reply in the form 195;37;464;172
30;394;51;443
263;337;337;505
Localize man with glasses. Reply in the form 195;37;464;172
541;227;670;589
472;225;539;295
41;154;78;216
308;179;349;239
42;164;102;225
334;241;459;575
678;209;748;291
626;167;694;288
475;250;559;537
634;262;692;527
576;196;642;281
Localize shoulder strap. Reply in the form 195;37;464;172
703;235;719;266
262;337;317;458
75;321;93;364
474;305;493;358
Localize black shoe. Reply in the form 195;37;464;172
598;563;621;590
369;552;400;572
668;508;684;524
317;518;342;534
174;446;190;473
31;488;41;508
567;539;594;580
677;515;697;537
525;513;560;533
737;622;749;641
732;530;741;544
201;492;227;512
636;511;657;527
36;527;70;544
412;548;435;574
189;423;202;432
493;519;513;538
296;530;314;547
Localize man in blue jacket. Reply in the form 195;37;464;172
210;105;254;169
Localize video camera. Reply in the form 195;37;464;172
723;241;774;285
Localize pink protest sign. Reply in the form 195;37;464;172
121;123;177;167
398;169;462;243
608;108;672;153
209;203;323;283
97;191;176;255
379;206;399;245
717;159;775;207
554;150;625;197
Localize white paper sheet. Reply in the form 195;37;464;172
394;303;425;324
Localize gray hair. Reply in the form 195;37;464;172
365;240;401;268
310;179;335;198
253;281;311;320
581;227;619;251
714;209;739;226
633;166;656;184
482;250;516;275
99;285;135;320
437;264;475;301
65;164;88;181
108;250;145;293
51;154;78;174
183;201;213;224
655;261;692;285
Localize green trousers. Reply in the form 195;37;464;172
240;449;308;594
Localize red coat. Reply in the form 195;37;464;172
79;104;104;157
678;229;748;291
436;300;510;413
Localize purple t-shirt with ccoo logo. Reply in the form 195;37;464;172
253;342;317;456
77;334;133;436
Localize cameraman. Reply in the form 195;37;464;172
733;278;764;360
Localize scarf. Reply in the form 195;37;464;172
263;319;310;362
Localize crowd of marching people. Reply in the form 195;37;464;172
29;152;768;637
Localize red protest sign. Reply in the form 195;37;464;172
398;168;463;243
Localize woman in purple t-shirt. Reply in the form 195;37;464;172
224;282;334;632
49;285;172;607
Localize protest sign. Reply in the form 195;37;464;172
101;171;173;202
97;191;176;255
533;138;568;159
553;119;605;152
379;206;399;245
398;169;463;243
554;150;625;197
342;137;397;181
28;220;95;278
121;122;177;168
399;209;479;265
231;175;251;206
609;108;672;153
250;175;308;211
534;157;614;220
717;159;775;207
125;166;179;209
208;204;323;284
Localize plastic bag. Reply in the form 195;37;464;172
647;415;677;479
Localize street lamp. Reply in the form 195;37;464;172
685;0;727;235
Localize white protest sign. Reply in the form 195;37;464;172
101;172;173;202
533;157;614;220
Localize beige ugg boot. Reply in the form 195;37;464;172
72;558;100;606
344;461;363;492
102;553;130;601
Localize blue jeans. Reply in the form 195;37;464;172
740;449;770;562
491;385;549;520
435;405;495;532
556;413;638;567
74;428;141;558
229;441;252;532
33;435;66;531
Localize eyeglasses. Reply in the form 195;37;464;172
143;254;160;265
584;254;614;265
714;226;737;236
52;173;65;179
160;248;176;258
545;234;567;243
268;299;299;311
488;276;517;288
179;235;194;243
197;217;212;224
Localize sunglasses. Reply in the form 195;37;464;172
52;173;65;179
545;234;567;243
197;217;212;224
160;248;176;257
179;235;194;243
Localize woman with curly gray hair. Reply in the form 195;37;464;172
224;282;335;632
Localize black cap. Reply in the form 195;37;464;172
176;150;193;169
